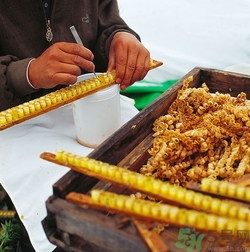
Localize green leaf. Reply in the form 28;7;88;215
0;219;21;251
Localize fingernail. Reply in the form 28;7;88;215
120;85;126;90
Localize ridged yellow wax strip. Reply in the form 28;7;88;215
55;150;250;222
0;114;7;125
0;70;116;129
88;190;250;233
201;178;250;202
0;59;162;129
0;210;16;219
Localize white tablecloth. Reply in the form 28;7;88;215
0;96;138;252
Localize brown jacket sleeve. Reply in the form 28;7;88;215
0;0;140;111
0;55;26;110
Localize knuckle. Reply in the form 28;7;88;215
73;55;81;64
127;64;136;72
46;49;59;61
136;64;144;72
72;44;81;54
47;72;57;84
117;56;127;66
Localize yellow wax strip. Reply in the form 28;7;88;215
66;190;250;234
201;178;250;202
40;149;250;222
0;59;163;130
0;210;16;219
0;71;116;130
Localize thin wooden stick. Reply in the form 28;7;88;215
40;151;250;221
66;190;250;237
132;218;169;252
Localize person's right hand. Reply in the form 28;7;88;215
28;42;95;89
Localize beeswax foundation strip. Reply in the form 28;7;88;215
201;178;250;202
0;210;16;219
66;190;250;234
40;150;250;221
0;59;163;130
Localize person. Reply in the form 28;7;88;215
0;0;150;111
0;1;150;251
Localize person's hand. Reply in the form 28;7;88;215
28;42;95;89
107;32;150;90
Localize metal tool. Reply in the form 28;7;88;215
70;25;98;78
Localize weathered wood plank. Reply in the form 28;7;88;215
45;196;150;252
200;68;250;96
45;67;250;251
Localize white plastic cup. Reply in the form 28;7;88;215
72;73;121;148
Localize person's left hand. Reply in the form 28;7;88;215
107;32;150;90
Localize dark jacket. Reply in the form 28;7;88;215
0;0;139;110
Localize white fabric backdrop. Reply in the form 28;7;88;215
118;0;250;82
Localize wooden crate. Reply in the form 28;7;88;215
43;67;250;252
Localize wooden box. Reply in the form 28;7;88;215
43;67;250;252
